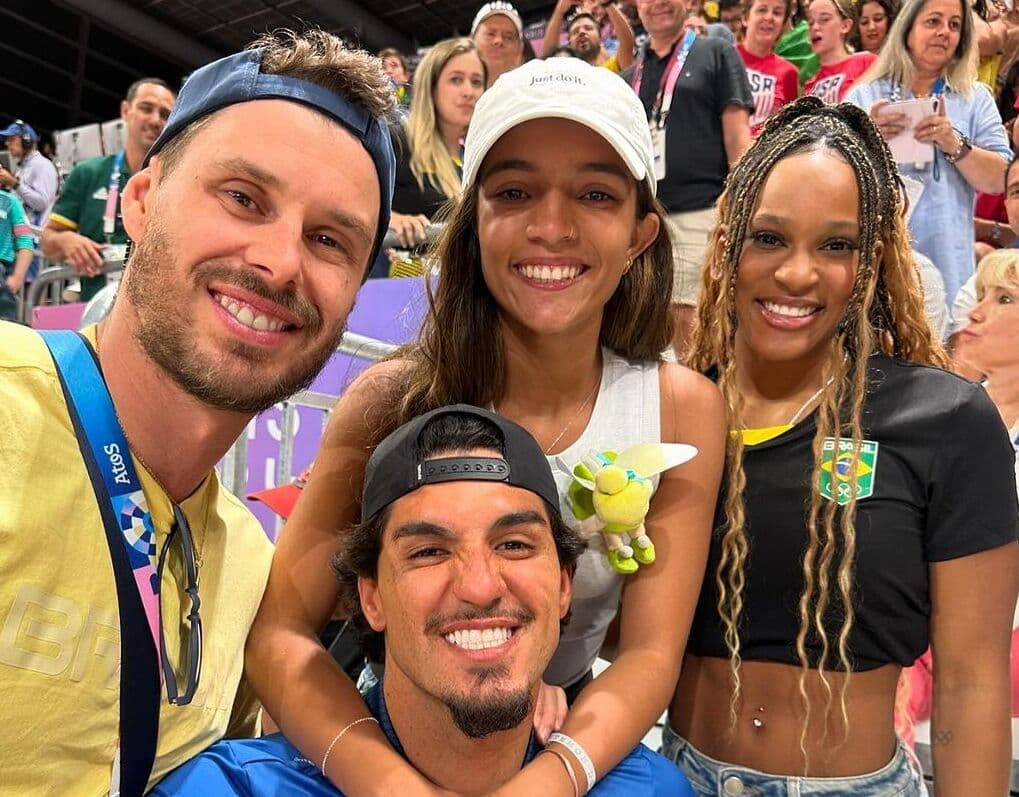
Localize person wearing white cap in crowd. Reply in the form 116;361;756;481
472;1;526;87
243;56;725;797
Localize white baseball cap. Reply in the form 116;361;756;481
460;58;657;197
471;1;524;36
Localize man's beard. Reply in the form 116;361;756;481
574;40;600;61
442;674;534;739
124;218;346;414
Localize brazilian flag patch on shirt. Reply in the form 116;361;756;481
819;437;879;505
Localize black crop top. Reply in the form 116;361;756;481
688;354;1019;671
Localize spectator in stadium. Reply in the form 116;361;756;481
0;119;59;228
672;96;1017;797
384;38;485;277
803;0;878;101
954;249;1019;489
738;0;801;134
585;0;626;53
379;47;412;108
847;0;1011;306
541;0;635;72
684;11;711;34
855;0;898;53
630;0;753;356
244;56;725;797
910;247;1019;787
154;407;693;797
950;153;1019;347
776;0;822;86
0;187;34;321
720;0;746;37
40;78;176;302
472;1;525;87
0;31;396;796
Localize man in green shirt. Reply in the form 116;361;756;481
41;78;176;302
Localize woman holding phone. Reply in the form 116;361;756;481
846;0;1010;308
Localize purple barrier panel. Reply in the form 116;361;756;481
32;302;86;329
240;278;429;538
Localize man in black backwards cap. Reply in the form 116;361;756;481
156;406;692;797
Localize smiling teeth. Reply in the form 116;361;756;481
763;301;816;318
519;265;582;282
444;628;512;650
216;293;287;332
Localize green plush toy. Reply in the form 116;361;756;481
558;443;699;575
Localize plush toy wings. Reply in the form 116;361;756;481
557;443;699;575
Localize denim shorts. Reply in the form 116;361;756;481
660;722;925;797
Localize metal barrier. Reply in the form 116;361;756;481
381;222;443;252
22;259;125;324
218;330;399;505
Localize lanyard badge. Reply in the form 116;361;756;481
103;150;126;244
634;30;697;182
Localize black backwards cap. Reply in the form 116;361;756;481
361;404;560;521
144;48;396;269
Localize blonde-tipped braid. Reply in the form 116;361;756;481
689;96;947;772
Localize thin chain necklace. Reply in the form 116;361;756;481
544;378;600;454
786;376;836;426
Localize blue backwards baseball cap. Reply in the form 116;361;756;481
145;48;395;269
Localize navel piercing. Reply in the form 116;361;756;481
752;706;765;730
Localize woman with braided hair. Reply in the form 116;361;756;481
665;96;1018;795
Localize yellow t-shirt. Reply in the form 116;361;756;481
602;55;621;74
0;322;274;795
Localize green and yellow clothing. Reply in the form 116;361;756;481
49;154;132;302
0;322;274;794
776;20;821;88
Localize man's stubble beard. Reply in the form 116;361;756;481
125;217;347;414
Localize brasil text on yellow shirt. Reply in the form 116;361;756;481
0;322;274;794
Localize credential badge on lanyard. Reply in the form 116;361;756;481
634;30;697;181
103;150;126;244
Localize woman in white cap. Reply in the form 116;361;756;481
245;58;726;796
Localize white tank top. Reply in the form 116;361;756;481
542;347;661;687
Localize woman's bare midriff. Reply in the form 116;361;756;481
668;655;903;777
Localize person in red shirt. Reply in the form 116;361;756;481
738;0;800;134
803;0;877;102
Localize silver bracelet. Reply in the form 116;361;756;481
320;716;379;776
547;732;596;794
544;747;580;797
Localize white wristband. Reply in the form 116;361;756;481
547;732;596;794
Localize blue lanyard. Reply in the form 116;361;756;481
39;329;161;797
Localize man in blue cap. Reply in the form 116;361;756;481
0;119;59;229
0;30;396;797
